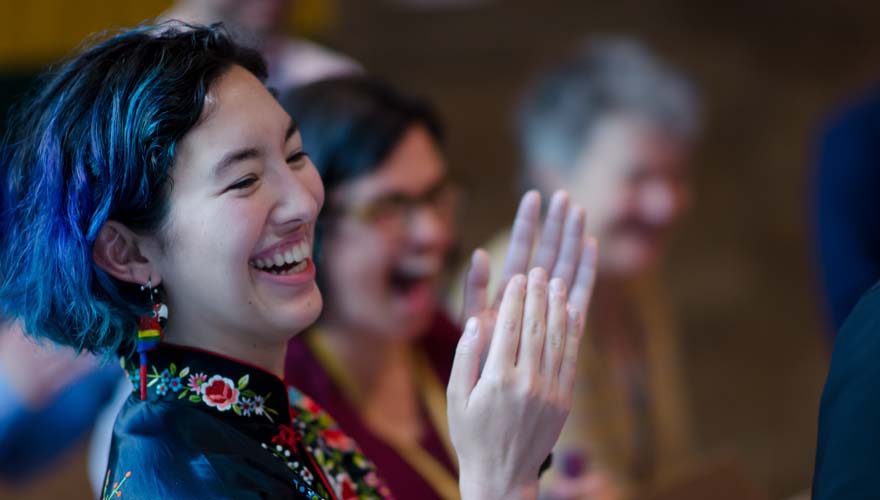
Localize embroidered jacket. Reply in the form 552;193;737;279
102;343;393;500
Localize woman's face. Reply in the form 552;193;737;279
562;114;692;277
150;65;324;347
320;125;454;339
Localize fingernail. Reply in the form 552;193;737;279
529;267;547;282
464;317;478;337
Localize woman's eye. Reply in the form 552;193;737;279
286;151;309;166
228;176;258;191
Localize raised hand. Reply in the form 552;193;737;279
461;190;597;332
448;264;597;500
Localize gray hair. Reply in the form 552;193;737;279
517;37;700;172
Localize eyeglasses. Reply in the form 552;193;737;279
331;181;458;230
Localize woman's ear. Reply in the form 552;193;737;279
92;221;161;286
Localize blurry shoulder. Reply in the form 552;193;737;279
826;281;880;386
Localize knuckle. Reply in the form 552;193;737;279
501;318;518;334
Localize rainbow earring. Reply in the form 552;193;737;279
136;279;167;400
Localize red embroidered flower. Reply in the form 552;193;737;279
320;428;355;451
271;425;302;450
340;477;358;500
200;375;239;411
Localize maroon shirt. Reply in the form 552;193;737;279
285;312;461;500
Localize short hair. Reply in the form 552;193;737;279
0;23;267;354
278;76;444;266
517;37;699;173
279;75;444;198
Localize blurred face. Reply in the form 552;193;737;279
151;65;324;347
320;125;455;339
548;114;692;277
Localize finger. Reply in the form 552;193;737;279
532;191;569;272
495;191;541;305
515;267;548;373
551;206;586;287
558;305;585;403
461;249;491;322
543;277;568;386
484;274;527;374
568;237;598;316
447;317;488;410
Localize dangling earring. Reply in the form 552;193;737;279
136;279;167;400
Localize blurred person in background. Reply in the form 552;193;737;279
161;0;361;91
453;38;700;499
0;322;119;482
279;76;597;500
813;90;880;337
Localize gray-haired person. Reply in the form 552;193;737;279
453;38;701;500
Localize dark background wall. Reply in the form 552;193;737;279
1;0;869;498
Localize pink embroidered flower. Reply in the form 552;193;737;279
200;375;239;411
320;428;355;451
364;471;382;488
187;373;207;391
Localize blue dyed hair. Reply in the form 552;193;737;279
0;23;266;354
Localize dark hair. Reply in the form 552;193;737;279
278;76;444;282
0;23;266;354
279;76;443;199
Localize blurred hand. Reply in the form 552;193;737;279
461;190;596;335
0;324;98;408
448;263;596;500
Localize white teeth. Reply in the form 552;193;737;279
284;249;296;264
251;238;312;271
300;241;311;259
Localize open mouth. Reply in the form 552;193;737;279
249;239;311;276
388;257;441;294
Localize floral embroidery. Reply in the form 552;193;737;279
263;427;329;500
288;387;394;500
102;469;132;499
201;375;239;411
121;357;279;423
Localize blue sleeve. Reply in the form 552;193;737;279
0;362;122;481
815;93;880;333
814;283;880;497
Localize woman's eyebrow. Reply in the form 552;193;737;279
213;147;261;178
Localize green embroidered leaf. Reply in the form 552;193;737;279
179;367;190;378
189;394;202;403
151;366;159;376
169;363;177;375
147;378;158;387
178;389;189;400
237;374;249;390
266;406;279;416
242;389;256;398
232;404;242;416
119;357;125;370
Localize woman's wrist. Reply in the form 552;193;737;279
459;471;539;500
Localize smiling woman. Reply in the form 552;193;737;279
0;22;597;500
